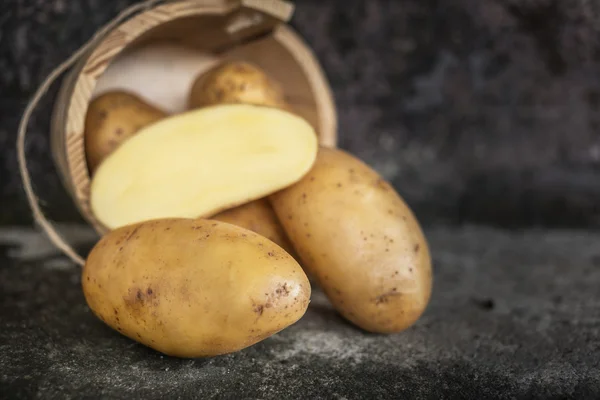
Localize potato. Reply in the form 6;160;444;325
189;61;294;251
90;104;318;230
82;218;311;358
270;147;432;334
188;61;288;110
85;90;166;172
211;199;295;256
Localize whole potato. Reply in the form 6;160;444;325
188;61;288;109
85;90;166;172
211;199;296;257
82;218;311;358
270;147;432;334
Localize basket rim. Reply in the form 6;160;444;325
60;0;338;235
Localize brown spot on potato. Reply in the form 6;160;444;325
107;139;118;149
253;304;264;316
275;283;290;297
147;288;153;295
374;291;402;305
337;183;343;188
123;225;142;244
414;244;420;253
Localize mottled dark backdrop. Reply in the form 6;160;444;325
2;0;600;229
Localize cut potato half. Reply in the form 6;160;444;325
90;104;318;230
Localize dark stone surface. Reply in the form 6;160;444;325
2;0;600;229
2;1;600;398
1;225;600;399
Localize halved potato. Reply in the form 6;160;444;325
90;104;318;230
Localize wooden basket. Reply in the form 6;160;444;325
18;0;337;266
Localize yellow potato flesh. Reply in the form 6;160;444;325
90;104;318;230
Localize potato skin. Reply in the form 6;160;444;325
270;147;432;334
82;218;311;358
188;61;288;109
85;90;166;172
211;199;296;257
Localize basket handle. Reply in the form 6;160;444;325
240;0;294;21
17;0;173;267
17;0;294;267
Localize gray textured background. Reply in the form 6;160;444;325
2;0;600;229
2;1;600;398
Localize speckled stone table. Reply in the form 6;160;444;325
2;0;600;398
1;225;599;399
